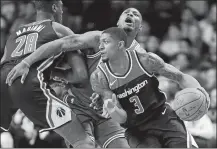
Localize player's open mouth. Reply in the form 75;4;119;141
125;17;133;26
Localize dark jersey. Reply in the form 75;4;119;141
98;50;166;128
70;40;143;107
1;19;59;66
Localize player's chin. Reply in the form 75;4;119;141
123;26;134;32
102;57;109;63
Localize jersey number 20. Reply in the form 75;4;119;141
129;95;144;114
11;33;38;57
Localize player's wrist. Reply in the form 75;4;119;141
104;99;116;113
22;60;30;68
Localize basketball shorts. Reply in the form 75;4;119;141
125;103;198;148
63;92;126;148
0;59;82;136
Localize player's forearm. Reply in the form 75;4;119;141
107;105;127;124
24;39;64;66
23;34;89;66
178;74;201;89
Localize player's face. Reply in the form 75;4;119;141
99;33;120;62
53;0;63;23
117;8;142;33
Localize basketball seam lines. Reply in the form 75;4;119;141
175;92;201;99
174;93;201;111
185;97;205;121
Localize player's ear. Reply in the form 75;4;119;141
117;19;120;26
52;4;57;13
139;23;143;32
118;41;125;49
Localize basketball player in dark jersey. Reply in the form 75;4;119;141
6;8;154;148
89;27;211;148
7;8;150;147
1;0;95;147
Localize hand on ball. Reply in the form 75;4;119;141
197;87;210;109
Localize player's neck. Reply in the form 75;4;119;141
36;11;55;22
109;51;129;75
126;33;137;48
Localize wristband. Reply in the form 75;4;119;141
22;60;30;68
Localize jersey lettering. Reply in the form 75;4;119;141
129;95;144;114
11;33;38;57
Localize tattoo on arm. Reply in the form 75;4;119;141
62;35;90;52
159;63;183;82
62;31;101;52
90;68;112;99
146;52;183;82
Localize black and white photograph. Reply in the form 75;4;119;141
0;0;216;148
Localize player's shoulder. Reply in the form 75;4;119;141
52;22;74;37
137;51;164;63
137;52;165;72
91;67;104;80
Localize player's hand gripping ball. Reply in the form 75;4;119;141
171;87;210;121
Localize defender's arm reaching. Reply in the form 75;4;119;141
24;31;101;66
6;27;101;85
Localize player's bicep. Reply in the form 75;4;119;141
140;52;184;83
90;69;113;100
61;31;101;52
158;63;184;83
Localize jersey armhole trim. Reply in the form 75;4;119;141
87;51;101;58
133;50;153;77
104;51;132;79
97;65;111;89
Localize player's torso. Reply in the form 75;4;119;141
2;20;59;66
70;41;144;114
98;50;166;128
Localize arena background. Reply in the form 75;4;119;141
0;0;216;148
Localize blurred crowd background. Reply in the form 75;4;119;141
0;0;216;148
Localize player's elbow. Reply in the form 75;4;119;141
180;73;201;88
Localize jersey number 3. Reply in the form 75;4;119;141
11;33;38;57
129;95;144;114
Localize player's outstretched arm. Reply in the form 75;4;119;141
138;52;210;108
23;30;101;67
6;23;91;85
90;68;127;124
52;22;89;84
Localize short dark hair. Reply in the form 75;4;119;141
34;0;60;12
102;27;127;45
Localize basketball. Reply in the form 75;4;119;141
172;88;207;121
